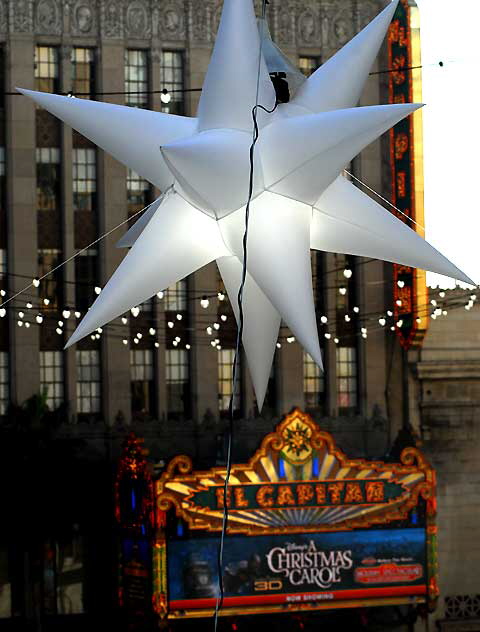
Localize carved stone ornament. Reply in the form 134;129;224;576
159;2;185;40
35;0;62;34
0;0;6;33
188;0;210;43
297;6;318;47
126;0;150;39
10;0;33;33
275;6;294;46
101;0;122;38
72;0;97;35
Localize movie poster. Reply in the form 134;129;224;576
167;528;427;609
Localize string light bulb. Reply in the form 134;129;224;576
33;278;40;288
200;296;210;309
149;328;156;335
160;88;172;104
26;302;33;309
62;309;71;319
343;268;352;279
157;291;164;299
94;286;101;295
36;314;43;324
121;317;128;325
131;306;140;317
339;287;347;295
43;298;50;306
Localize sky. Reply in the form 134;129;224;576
414;0;480;288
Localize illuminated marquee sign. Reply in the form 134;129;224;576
388;0;428;349
152;409;438;620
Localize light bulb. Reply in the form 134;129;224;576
325;333;331;340
343;268;352;279
200;296;209;309
94;286;101;295
353;306;359;314
26;302;33;309
379;317;386;327
387;310;393;317
206;326;213;335
131;306;140;317
18;311;24;319
276;342;281;349
56;327;63;335
122;339;128;345
397;280;405;288
339;287;347;295
396;299;402;307
33;278;40;288
157;291;164;299
149;328;156;335
168;321;174;329
25;322;30;329
75;311;81;319
320;316;328;324
220;314;227;322
0;309;6;318
176;314;183;321
173;340;178;347
161;89;172;104
62;309;71;319
213;323;220;330
186;344;191;350
58;320;63;327
121;317;128;325
344;314;351;322
18;321;23;327
334;337;339;344
175;336;181;343
36;314;43;324
43;298;50;306
155;342;160;348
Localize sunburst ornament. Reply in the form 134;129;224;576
19;0;472;410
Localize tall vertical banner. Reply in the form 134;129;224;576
389;0;428;349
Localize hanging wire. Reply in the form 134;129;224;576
213;2;272;627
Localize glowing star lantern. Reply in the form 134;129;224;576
18;0;472;410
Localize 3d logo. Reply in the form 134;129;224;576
18;0;472;409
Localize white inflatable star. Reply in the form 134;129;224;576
19;0;472;409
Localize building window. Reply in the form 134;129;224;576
130;349;154;417
298;56;320;77
35;46;59;93
165;280;187;312
161;51;185;115
40;351;64;410
73;148;96;212
71;47;95;99
75;248;98;314
304;352;325;411
36;148;60;212
125;50;148;108
0;352;8;415
76;350;101;415
0;248;6;280
218;349;241;418
38;249;63;309
42;529;84;615
166;349;189;419
336;346;358;414
127;168;150;217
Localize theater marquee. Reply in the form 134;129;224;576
151;409;438;620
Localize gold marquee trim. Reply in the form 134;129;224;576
155;409;435;535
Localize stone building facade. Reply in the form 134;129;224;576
0;0;478;630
